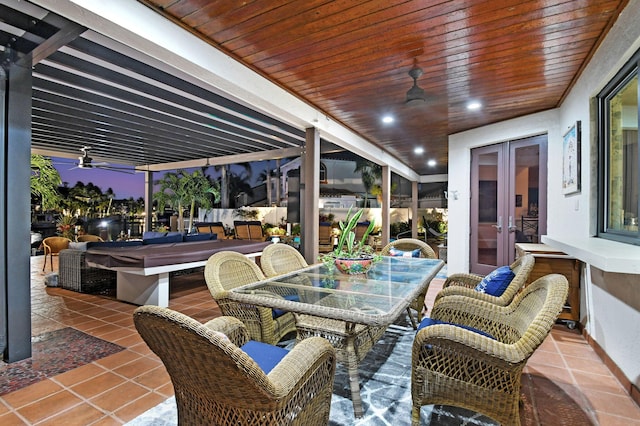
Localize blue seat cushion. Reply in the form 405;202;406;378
388;247;421;257
474;265;515;297
417;317;495;339
240;340;289;374
272;294;299;319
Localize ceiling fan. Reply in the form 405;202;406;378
405;62;428;106
71;146;135;174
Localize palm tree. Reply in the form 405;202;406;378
215;163;252;208
154;169;220;233
354;159;382;208
30;154;62;211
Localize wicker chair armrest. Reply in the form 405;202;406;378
214;293;274;323
429;295;514;339
414;325;525;365
203;316;250;347
433;285;502;306
268;336;336;396
441;273;483;289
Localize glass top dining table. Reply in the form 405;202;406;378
227;256;444;418
228;256;444;326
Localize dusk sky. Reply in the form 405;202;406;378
53;157;276;200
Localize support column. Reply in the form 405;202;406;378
412;181;419;238
381;166;391;247
1;61;33;362
144;170;154;233
302;128;320;263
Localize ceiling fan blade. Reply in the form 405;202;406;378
96;165;137;174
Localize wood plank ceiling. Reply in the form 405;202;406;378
140;0;628;175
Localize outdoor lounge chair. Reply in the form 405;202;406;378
381;238;437;328
134;306;336;425
204;251;297;345
411;274;569;426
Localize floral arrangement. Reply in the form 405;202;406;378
56;215;76;240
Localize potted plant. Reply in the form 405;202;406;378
318;207;381;274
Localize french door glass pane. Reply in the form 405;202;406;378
513;145;540;243
477;152;498;266
607;75;638;233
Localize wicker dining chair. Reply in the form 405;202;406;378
260;242;388;406
411;273;569;426
433;254;535;308
204;251;297;345
41;236;71;271
134;306;336;426
381;238;437;328
260;243;308;277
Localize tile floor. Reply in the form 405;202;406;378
0;256;638;425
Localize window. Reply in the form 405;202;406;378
597;48;640;245
319;162;327;183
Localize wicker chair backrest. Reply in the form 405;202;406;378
42;236;71;253
380;238;436;258
204;251;265;295
261;244;308;277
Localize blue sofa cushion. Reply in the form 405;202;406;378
183;233;214;242
474;265;515;296
417;317;495;339
240;340;289;374
388;247;421;258
142;233;184;245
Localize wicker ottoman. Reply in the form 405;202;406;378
59;249;116;294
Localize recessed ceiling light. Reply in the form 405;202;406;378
427;159;436;167
467;101;482;111
414;147;424;154
382;115;394;124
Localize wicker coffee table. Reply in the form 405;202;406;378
227;256;443;418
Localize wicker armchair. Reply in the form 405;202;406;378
411;273;569;426
42;236;71;271
381;238;437;328
134;307;336;425
204;251;297;345
433;254;535;307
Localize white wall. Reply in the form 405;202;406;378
447;2;640;388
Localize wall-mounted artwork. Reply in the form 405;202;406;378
562;121;581;195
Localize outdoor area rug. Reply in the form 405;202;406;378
0;327;124;395
126;317;593;425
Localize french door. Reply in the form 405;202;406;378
470;135;547;275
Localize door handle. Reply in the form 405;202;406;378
492;216;502;233
508;215;517;232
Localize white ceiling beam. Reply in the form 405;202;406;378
138;147;304;172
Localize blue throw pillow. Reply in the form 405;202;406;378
474;265;515;297
240;340;289;374
388;247;421;258
182;233;213;242
417;317;495;339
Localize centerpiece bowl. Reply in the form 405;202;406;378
334;256;374;274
